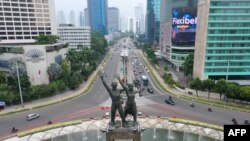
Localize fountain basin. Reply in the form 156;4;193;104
5;117;223;141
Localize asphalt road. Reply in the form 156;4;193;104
0;39;250;139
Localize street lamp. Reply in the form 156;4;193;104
226;61;231;81
16;62;24;108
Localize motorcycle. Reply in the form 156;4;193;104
244;120;249;125
47;120;53;125
232;118;238;125
11;127;18;133
208;108;212;112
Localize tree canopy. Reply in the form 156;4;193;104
183;54;194;76
35;35;59;44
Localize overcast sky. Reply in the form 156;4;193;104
55;0;146;31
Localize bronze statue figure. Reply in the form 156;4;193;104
117;76;143;125
99;71;126;126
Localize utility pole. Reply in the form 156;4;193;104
16;63;24;108
226;61;230;81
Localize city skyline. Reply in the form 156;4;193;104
55;0;146;31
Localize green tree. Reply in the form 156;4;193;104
183;54;194;77
164;65;169;72
240;86;250;102
0;84;18;106
35;35;59;44
47;63;63;82
190;78;202;97
0;71;5;84
91;32;108;56
225;83;240;100
68;73;81;90
61;59;71;85
215;79;227;100
203;79;215;98
7;74;30;93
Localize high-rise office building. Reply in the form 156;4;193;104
135;4;145;34
79;11;85;27
160;0;198;71
129;18;134;32
58;11;66;25
0;0;57;44
84;8;89;26
146;0;161;44
87;0;108;35
108;7;119;33
69;11;76;25
193;0;250;84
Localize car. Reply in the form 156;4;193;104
27;113;40;121
147;87;154;93
165;99;175;105
138;112;142;116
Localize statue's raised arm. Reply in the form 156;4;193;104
117;76;129;96
99;71;114;99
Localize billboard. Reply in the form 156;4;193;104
172;7;197;46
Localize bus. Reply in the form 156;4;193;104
141;75;148;86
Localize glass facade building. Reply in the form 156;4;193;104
194;0;250;83
87;0;108;35
160;0;198;71
146;0;161;44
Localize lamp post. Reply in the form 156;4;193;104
226;61;231;81
16;63;24;108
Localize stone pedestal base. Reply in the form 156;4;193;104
105;120;141;141
106;130;141;141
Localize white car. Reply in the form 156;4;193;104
27;113;40;121
138;112;142;116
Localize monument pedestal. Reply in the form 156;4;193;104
106;129;141;141
104;120;142;141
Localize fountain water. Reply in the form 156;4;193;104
153;128;157;139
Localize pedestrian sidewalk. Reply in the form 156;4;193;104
0;51;111;115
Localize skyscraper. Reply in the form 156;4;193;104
146;0;161;44
129;18;134;32
58;11;66;25
84;8;89;26
87;0;108;35
79;11;85;27
193;0;250;84
69;11;76;25
0;0;57;44
108;7;119;33
159;0;198;71
135;4;145;34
